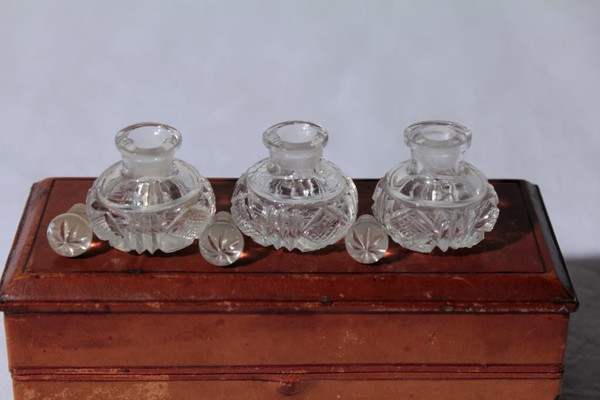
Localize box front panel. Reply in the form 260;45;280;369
12;377;561;400
5;312;568;368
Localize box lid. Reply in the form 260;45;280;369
0;178;578;314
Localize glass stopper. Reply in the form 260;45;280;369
199;211;244;267
345;214;389;264
47;203;93;257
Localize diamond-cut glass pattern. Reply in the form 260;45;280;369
372;121;499;253
230;121;358;252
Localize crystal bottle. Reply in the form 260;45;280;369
47;203;93;257
372;121;499;253
345;214;389;264
231;120;358;252
86;122;216;254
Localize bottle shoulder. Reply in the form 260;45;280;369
378;160;492;206
240;158;356;205
89;159;214;211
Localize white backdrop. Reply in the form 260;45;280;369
1;1;599;398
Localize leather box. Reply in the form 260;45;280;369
0;178;578;400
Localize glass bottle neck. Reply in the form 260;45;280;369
263;121;328;173
121;153;175;178
269;147;323;172
411;144;463;175
115;123;182;179
404;121;471;175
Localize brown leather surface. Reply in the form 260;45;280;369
0;178;576;399
0;178;578;313
5;313;568;368
13;379;561;400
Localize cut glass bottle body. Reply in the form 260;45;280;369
231;121;358;252
86;123;216;254
372;121;499;253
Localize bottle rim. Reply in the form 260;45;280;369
263;120;328;151
404;120;472;149
115;122;182;157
